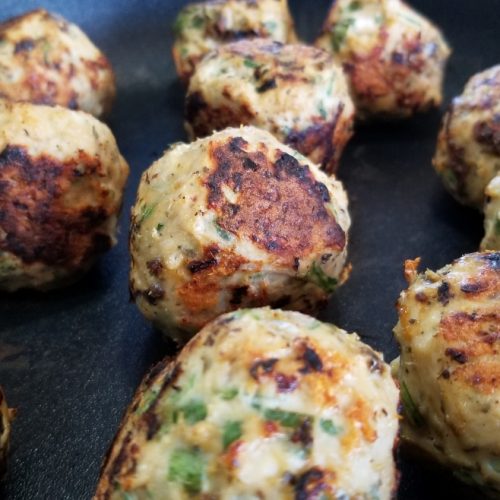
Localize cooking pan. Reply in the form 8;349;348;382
0;0;497;498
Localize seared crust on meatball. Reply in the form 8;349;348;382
172;0;297;83
0;100;129;291
186;39;355;172
95;308;399;500
393;252;500;494
482;176;500;251
0;387;11;479
434;66;500;209
129;127;350;342
0;9;115;117
315;0;450;119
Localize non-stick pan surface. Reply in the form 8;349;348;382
0;0;497;498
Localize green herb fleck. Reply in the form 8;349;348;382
135;388;159;415
173;12;189;36
244;58;259;69
348;1;362;11
139;203;157;223
215;221;231;241
318;101;328;119
401;382;424;427
168;448;203;493
330;18;353;52
264;408;305;427
308;262;338;293
156;223;165;233
263;21;278;33
192;15;205;29
220;387;239;400
179;399;207;425
222;420;242;449
320;418;341;436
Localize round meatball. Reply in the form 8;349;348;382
315;0;450;119
129;126;351;342
186;39;355;173
0;9;115;118
172;0;297;84
393;252;500;494
0;99;129;291
95;307;400;499
0;387;11;479
434;66;500;209
482;176;500;251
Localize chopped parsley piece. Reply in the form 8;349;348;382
173;12;189;35
168;448;203;493
264;408;305;427
191;15;205;29
222;420;242;449
331;18;354;52
308;262;338;293
139;203;157;223
401;381;425;427
135;388;159;415
320;418;341;435
244;58;259;68
180;399;207;425
220;387;239;400
156;223;165;232
318;101;328;119
214;221;231;241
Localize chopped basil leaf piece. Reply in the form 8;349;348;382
320;418;341;435
244;58;259;68
214;221;231;241
308;262;338;293
401;382;424;427
139;203;157;223
222;420;242;449
180;399;207;425
220;387;239;400
168;448;203;493
192;15;204;28
156;223;165;232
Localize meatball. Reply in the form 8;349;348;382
0;9;115;118
315;0;450;119
0;99;129;291
172;0;297;84
434;66;500;209
482;176;500;251
186;39;355;173
393;252;500;494
0;387;11;479
129;126;350;342
95;307;399;499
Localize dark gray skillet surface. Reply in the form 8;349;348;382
0;0;497;498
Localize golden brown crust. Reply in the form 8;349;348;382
0;145;113;270
206;136;346;267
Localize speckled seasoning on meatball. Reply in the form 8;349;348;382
129;126;351;342
95;308;400;500
172;0;297;84
0;9;115;117
0;387;11;479
393;252;500;495
482;176;500;251
315;0;450;119
434;65;500;209
185;39;355;173
0;99;129;291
